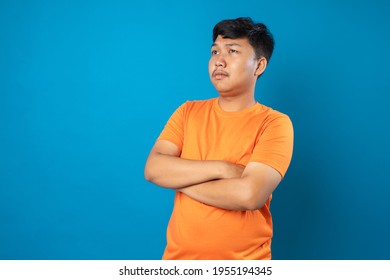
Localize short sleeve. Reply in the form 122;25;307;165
157;103;187;151
250;115;294;178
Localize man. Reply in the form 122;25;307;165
144;17;293;260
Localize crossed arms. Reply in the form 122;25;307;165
144;140;281;211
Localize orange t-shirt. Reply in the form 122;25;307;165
158;98;294;259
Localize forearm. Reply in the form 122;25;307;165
179;162;281;211
144;153;228;189
179;177;270;211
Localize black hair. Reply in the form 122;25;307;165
212;17;274;63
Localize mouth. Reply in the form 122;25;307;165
212;70;229;79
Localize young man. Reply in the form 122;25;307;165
144;17;293;260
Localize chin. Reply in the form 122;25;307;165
213;84;231;94
216;89;237;98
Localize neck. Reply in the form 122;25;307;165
217;94;256;112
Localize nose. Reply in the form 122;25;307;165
215;56;226;68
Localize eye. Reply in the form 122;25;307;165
229;49;238;54
211;50;218;55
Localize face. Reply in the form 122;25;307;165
208;35;266;97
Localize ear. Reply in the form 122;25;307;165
254;57;267;77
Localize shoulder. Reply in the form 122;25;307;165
183;98;215;107
257;103;293;127
179;98;216;113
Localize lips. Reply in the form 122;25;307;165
212;70;229;79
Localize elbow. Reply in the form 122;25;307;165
144;170;153;183
144;161;173;188
239;196;263;211
144;163;156;183
144;162;164;186
239;183;267;211
144;153;166;184
243;199;266;211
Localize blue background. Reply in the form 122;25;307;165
1;0;389;259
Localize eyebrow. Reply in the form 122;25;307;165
211;43;242;47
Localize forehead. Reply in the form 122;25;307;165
212;35;252;48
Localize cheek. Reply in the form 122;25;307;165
246;58;258;71
237;60;256;78
208;59;214;75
